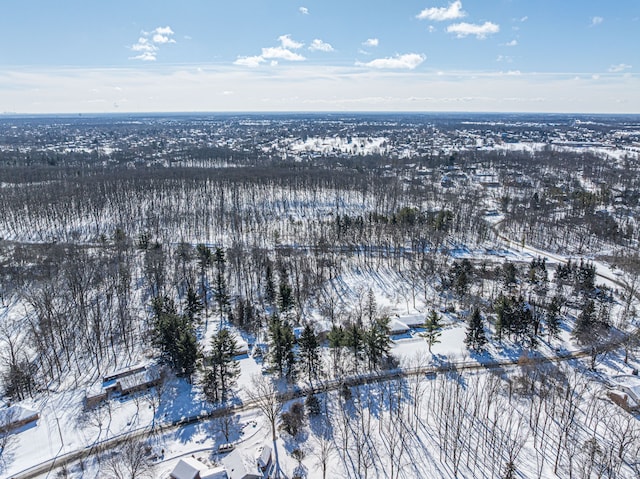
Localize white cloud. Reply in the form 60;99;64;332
130;26;176;61
309;39;334;52
235;34;307;66
520;16;528;22
299;6;309;15
131;51;157;62
591;16;604;26
153;33;175;44
154;26;174;36
262;46;306;61
357;53;426;70
363;38;379;47
447;21;499;39
608;63;632;73
417;1;465;21
233;56;265;67
278;34;304;50
505;39;518;47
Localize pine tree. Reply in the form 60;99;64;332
546;295;562;341
573;299;596;344
364;316;392;370
464;307;487;352
344;322;365;373
366;288;377;323
196;243;213;317
264;261;276;305
421;310;442;352
298;323;322;383
213;247;229;322
151;296;199;380
184;283;203;323
205;328;240;403
268;313;296;379
278;265;294;313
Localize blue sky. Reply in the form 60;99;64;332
1;0;638;113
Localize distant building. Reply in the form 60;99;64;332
171;457;205;479
610;375;640;411
388;318;410;335
0;404;39;433
84;363;162;409
170;457;227;479
222;446;271;479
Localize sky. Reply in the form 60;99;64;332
0;0;639;114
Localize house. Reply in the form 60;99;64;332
85;364;162;409
397;314;426;328
388;318;410;335
611;375;640;411
103;363;147;383
170;457;227;479
200;467;228;479
221;449;262;479
255;445;272;473
171;457;209;479
0;405;40;433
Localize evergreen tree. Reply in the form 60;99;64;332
364;316;392;370
151;296;199;380
366;288;377;323
204;328;240;403
264;261;276;305
305;392;321;416
184;283;203;323
421;310;442;352
344;322;365;373
277;265;294;313
502;261;518;288
213;247;229;322
268;313;296;379
464;307;487;352
298;323;322;383
573;299;596;343
545;295;562;341
196;243;213;317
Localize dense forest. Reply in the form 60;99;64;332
1;114;639;479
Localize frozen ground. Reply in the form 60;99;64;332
2;238;639;479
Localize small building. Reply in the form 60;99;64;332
170;457;228;479
397;314;426;328
171;457;208;479
255;445;272;473
0;405;40;433
611;375;640;411
85;364;162;409
388;318;410;335
103;363;147;383
221;449;262;479
200;467;228;479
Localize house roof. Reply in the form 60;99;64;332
171;457;206;479
200;466;228;479
221;449;261;479
255;444;272;468
388;318;410;333
0;404;39;426
614;375;640;400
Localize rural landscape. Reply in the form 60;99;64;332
0;112;639;478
